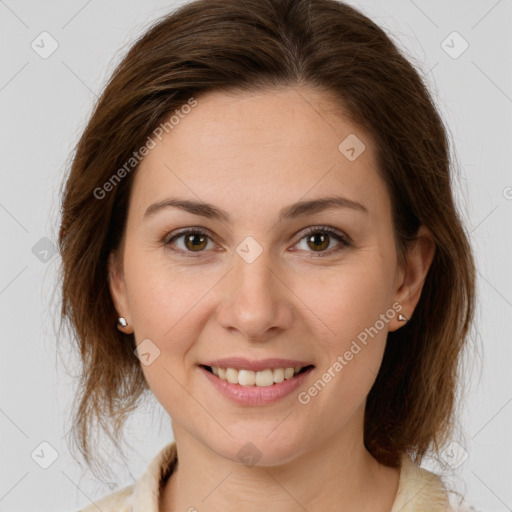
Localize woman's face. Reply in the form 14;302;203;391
109;86;429;465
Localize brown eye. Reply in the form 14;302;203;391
184;232;208;251
306;232;330;252
165;229;216;255
294;227;350;257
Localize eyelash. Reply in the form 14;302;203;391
163;226;351;259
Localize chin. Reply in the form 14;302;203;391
206;429;307;468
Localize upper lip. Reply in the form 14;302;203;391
201;358;314;372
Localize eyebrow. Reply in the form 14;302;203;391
144;195;368;222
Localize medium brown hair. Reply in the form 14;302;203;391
58;0;476;477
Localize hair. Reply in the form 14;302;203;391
58;0;476;479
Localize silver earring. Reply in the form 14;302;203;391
118;317;128;328
398;313;407;323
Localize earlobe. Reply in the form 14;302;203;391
390;225;436;331
108;251;133;333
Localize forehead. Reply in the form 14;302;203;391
130;86;390;224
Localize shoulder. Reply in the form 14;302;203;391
392;453;483;512
74;442;178;512
446;489;484;512
75;483;134;512
391;454;449;511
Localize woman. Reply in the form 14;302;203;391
59;0;479;510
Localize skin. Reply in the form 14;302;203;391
108;86;435;512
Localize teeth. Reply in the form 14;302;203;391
225;368;238;384
209;366;306;387
284;367;295;379
273;368;284;383
239;369;256;386
255;369;273;387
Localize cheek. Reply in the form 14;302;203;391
125;253;214;339
303;287;390;424
300;252;394;402
122;255;215;399
124;258;210;409
306;256;394;345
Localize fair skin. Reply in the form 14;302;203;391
108;86;435;512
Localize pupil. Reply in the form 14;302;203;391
309;233;328;251
186;233;206;251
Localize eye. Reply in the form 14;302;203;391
293;226;350;257
163;226;350;258
164;228;218;256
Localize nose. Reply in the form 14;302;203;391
216;246;294;342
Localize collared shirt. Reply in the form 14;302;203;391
77;442;480;511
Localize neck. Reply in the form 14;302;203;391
159;409;400;512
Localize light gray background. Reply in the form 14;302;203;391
0;0;511;511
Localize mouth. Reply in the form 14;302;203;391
200;364;315;387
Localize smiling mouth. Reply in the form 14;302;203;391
200;364;314;387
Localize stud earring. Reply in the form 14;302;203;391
117;317;128;328
398;313;408;323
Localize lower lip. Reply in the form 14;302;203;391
199;366;314;406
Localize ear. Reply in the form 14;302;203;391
108;250;133;334
389;225;436;332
